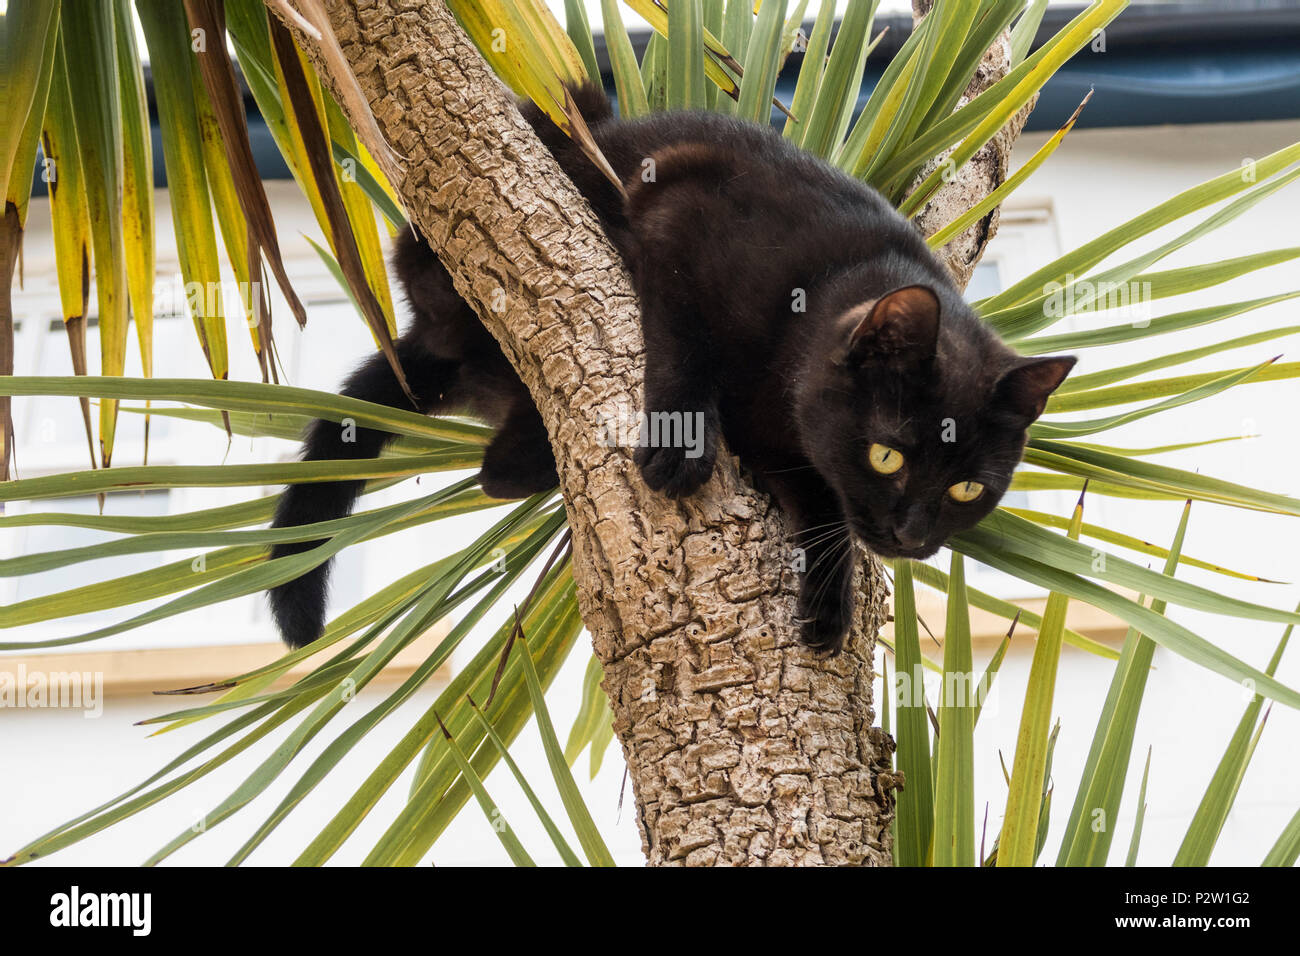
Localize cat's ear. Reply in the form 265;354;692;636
841;285;941;363
996;355;1077;422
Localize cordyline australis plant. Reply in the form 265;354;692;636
1;0;1298;867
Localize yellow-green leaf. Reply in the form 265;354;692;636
137;0;231;381
998;490;1083;866
61;0;129;466
116;0;155;380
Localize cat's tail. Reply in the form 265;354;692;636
562;81;615;125
266;313;457;649
518;81;614;155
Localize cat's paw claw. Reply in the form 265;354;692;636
635;443;715;498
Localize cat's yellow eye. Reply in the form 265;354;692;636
948;480;985;503
868;443;904;475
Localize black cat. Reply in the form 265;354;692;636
267;84;1074;653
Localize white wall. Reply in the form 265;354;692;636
3;118;1299;866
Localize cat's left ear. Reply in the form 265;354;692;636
996;355;1077;422
841;285;941;363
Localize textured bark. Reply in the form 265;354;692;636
912;0;1037;285
276;0;1025;866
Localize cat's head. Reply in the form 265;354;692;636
797;283;1075;559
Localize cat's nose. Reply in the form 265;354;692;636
892;507;929;550
892;525;927;550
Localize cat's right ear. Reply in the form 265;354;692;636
840;285;941;364
995;355;1077;423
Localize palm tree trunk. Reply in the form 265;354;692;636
910;0;1037;283
274;0;1024;865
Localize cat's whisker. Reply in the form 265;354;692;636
807;562;849;602
799;526;852;550
798;520;850;542
806;534;852;578
805;539;853;621
800;518;849;533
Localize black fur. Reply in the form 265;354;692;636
268;83;1073;653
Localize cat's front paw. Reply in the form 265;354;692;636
635;442;715;497
796;590;853;656
634;408;718;497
